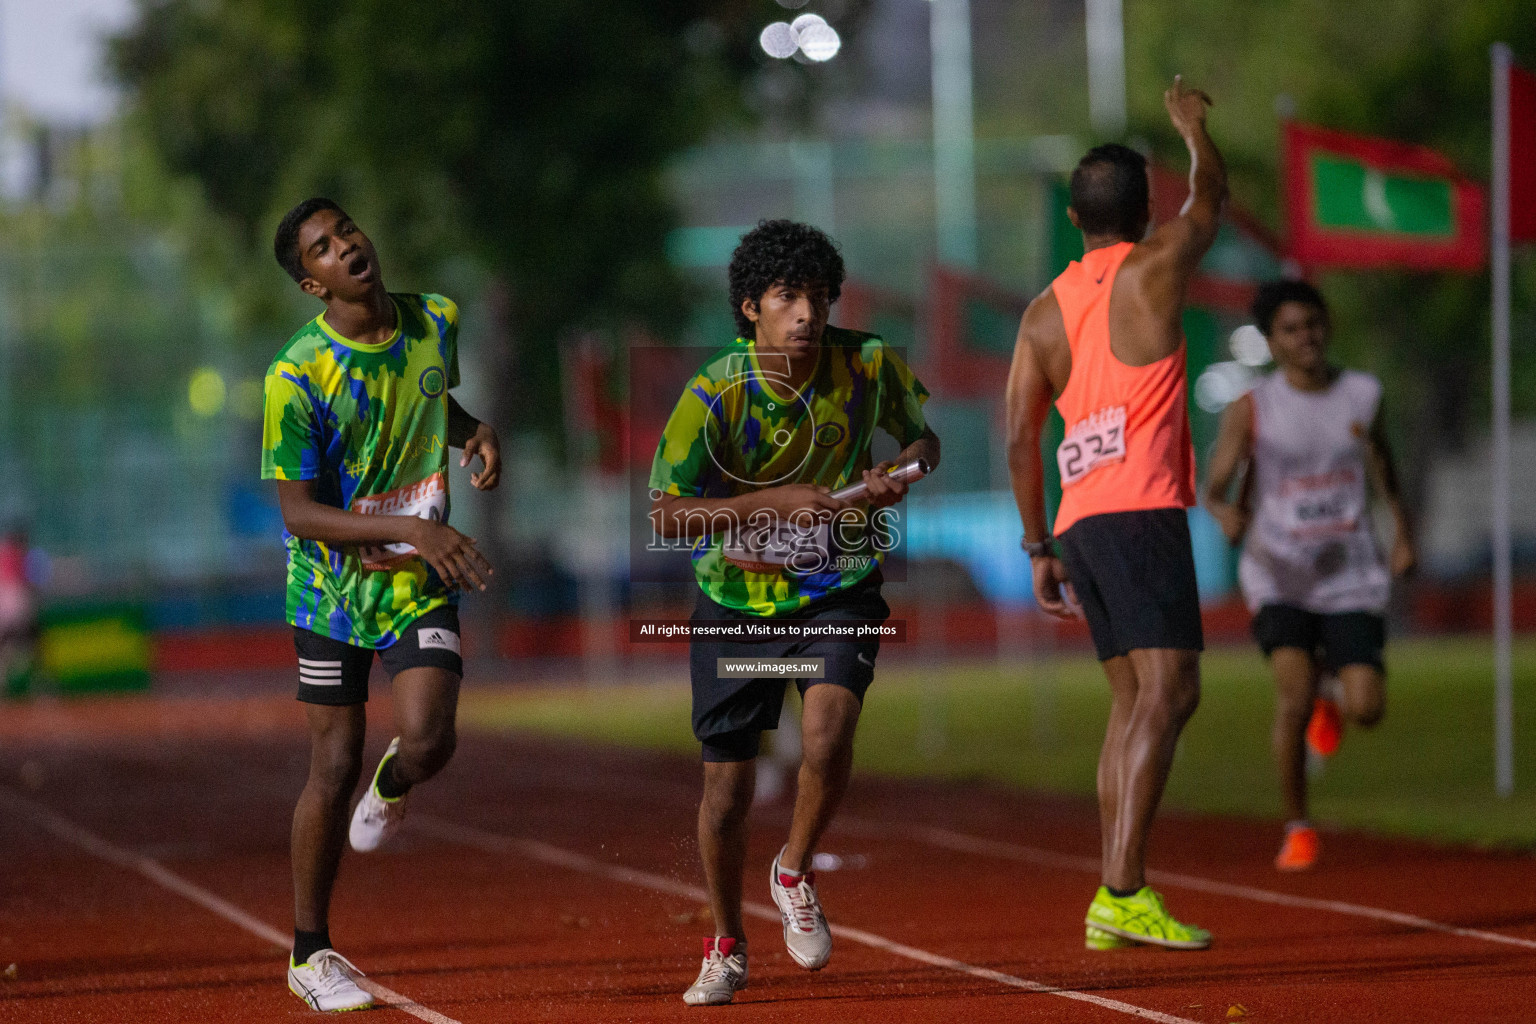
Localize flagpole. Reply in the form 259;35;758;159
1491;42;1514;798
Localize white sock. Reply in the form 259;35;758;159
776;851;804;879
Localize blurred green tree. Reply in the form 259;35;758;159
110;0;786;572
1120;0;1536;486
110;0;775;427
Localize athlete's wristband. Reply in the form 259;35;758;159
1021;535;1054;559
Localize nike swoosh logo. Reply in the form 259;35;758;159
1095;271;1107;284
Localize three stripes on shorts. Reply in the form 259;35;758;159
298;658;344;687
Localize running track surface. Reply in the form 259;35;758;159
2;691;1535;1023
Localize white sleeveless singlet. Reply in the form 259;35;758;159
1237;369;1390;615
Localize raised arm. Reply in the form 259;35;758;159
1153;75;1227;262
1203;392;1254;545
1110;77;1228;366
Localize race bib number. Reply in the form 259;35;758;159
722;516;833;575
353;472;447;572
1279;469;1362;539
1057;406;1127;487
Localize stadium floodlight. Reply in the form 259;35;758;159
760;22;798;59
796;23;841;62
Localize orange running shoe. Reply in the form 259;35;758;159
1275;825;1320;872
1305;697;1343;757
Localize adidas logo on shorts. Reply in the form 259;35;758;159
298;658;344;687
417;627;460;654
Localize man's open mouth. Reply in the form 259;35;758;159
347;253;372;277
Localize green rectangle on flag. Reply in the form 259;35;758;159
1311;155;1455;236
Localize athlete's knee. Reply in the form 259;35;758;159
699;764;754;829
1271;693;1308;733
397;721;457;780
308;744;363;798
798;724;853;778
1154;665;1201;725
798;686;860;770
799;743;846;783
1341;673;1385;727
306;708;364;796
1166;687;1200;732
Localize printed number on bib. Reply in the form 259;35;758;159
1057;406;1127;487
1279;468;1362;539
353;472;447;572
722;516;833;576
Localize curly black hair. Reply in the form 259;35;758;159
274;196;344;283
1251;278;1327;335
727;219;845;339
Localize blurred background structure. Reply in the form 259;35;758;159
3;0;1536;814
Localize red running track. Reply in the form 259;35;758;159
1;693;1534;1022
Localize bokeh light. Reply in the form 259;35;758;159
796;23;841;62
759;22;798;60
188;368;227;417
1193;360;1255;413
1229;324;1272;367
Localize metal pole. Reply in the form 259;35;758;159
929;0;977;268
1085;0;1127;138
1491;42;1514;798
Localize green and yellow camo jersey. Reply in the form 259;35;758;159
261;293;460;648
649;327;929;616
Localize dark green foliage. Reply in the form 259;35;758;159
110;0;769;428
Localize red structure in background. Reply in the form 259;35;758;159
923;162;1282;401
561;336;630;475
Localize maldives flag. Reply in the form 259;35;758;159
1510;61;1536;242
1284;121;1486;271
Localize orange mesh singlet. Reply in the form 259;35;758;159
1050;240;1195;536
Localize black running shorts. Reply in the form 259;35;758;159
1252;604;1386;673
1056;508;1204;662
689;572;889;763
292;606;463;706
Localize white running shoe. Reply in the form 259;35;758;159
770;848;832;970
287;948;373;1012
682;937;748;1006
349;737;406;853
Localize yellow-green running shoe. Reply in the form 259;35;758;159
1085;886;1211;950
1085;924;1135;950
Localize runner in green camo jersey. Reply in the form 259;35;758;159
263;198;500;1010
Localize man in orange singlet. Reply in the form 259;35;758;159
1005;76;1226;951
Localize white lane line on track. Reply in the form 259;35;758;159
410;813;1200;1024
835;817;1536;953
0;787;463;1024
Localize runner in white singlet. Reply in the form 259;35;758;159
1204;280;1414;873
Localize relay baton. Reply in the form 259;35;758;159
829;457;931;503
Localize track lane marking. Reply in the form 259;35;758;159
411;812;1200;1024
0;787;463;1024
834;817;1536;952
449;750;1536;954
